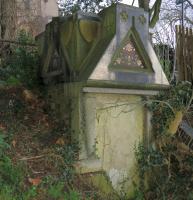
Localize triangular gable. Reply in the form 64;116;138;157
40;22;71;83
38;4;169;87
109;28;153;73
42;42;70;83
113;39;144;69
42;45;63;77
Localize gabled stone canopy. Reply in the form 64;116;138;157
37;3;169;89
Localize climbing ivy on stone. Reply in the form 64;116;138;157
148;81;192;137
135;81;193;199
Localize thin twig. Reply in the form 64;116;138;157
0;39;37;47
185;91;193;113
32;171;45;174
97;100;175;115
132;0;135;6
149;100;175;114
19;155;44;161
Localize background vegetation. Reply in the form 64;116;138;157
0;31;39;88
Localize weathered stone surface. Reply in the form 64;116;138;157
37;3;170;197
80;93;144;195
37;3;169;88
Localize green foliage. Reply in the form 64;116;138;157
16;30;34;44
135;143;164;178
48;183;81;200
0;155;31;200
0;132;10;156
63;190;81;200
0;157;24;187
135;138;193;199
160;59;172;81
135;81;193;199
132;187;144;200
0;131;38;200
22;186;37;200
0;30;39;88
39;125;79;182
0;96;82;199
40;175;82;200
48;182;81;200
147;81;192;137
0;146;41;198
58;0;121;15
134;142;166;199
0;186;17;200
54;141;79;182
48;182;64;199
0;185;37;200
6;76;22;86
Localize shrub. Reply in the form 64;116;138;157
135;81;193;199
0;30;39;88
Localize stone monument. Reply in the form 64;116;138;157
37;3;169;197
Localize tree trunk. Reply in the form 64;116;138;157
138;0;150;11
138;0;162;28
0;0;17;40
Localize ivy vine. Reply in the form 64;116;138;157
147;81;192;137
134;81;193;199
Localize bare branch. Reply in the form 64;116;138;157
186;0;193;10
0;39;37;47
132;0;136;6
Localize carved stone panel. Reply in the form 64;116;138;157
113;39;145;69
48;49;61;72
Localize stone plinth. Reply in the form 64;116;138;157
37;3;169;197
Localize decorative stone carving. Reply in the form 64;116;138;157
113;39;144;69
120;11;128;22
36;3;169;197
79;20;101;43
138;14;147;25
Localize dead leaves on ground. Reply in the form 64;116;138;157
28;177;42;186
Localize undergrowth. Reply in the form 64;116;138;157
0;31;107;199
134;81;193;200
0;87;102;200
148;81;192;137
0;30;39;88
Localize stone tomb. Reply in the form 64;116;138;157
37;3;169;196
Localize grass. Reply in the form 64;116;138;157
0;86;104;200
